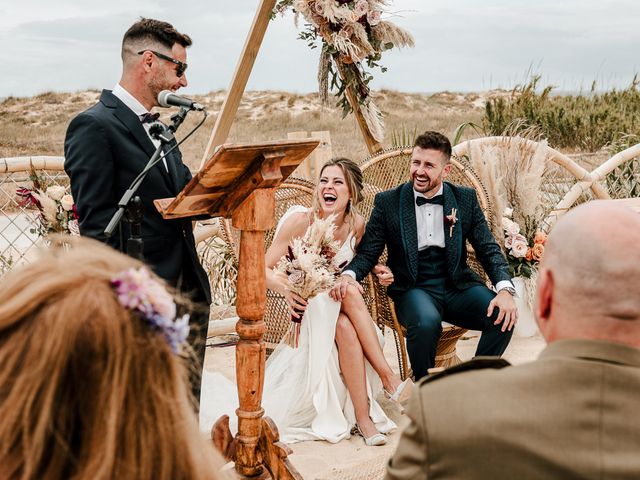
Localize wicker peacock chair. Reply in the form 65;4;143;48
357;146;497;379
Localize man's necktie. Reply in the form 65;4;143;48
140;112;160;124
416;195;444;206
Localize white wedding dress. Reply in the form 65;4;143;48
199;206;396;444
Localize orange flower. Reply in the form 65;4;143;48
534;231;547;245
531;243;545;262
525;248;534;262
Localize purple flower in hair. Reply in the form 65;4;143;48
111;267;188;353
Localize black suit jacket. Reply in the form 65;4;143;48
64;89;211;303
347;181;510;296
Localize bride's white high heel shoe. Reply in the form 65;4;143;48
354;424;387;446
384;378;414;404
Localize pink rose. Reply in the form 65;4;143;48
367;9;381;25
46;185;66;201
312;1;324;15
288;270;306;287
504;219;521;236
510;239;529;258
505;233;525;249
61;194;74;211
505;235;513;249
354;0;369;16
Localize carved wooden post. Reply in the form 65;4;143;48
156;139;315;479
231;189;274;477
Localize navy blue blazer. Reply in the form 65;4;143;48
347;181;510;296
64;89;211;303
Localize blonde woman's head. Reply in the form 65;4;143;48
314;157;364;218
0;237;224;480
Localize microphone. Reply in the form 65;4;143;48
157;90;205;111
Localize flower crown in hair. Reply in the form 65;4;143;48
111;267;190;353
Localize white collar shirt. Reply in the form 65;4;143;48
414;184;445;250
112;83;167;171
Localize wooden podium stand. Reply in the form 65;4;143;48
156;139;318;479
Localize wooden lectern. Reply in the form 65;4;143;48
156;138;318;479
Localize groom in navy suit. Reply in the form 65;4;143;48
64;18;210;405
334;131;517;380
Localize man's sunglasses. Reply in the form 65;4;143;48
138;50;188;77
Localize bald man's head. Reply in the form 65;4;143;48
536;201;640;346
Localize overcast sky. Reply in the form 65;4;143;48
2;0;639;98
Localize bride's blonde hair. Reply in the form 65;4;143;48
313;157;364;241
0;237;227;480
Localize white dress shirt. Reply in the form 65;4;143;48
112;83;168;171
415;185;445;249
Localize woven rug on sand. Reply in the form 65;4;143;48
316;456;387;480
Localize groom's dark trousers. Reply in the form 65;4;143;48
391;246;511;380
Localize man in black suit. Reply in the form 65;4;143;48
332;131;517;380
64;18;210;405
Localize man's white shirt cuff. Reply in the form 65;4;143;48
496;280;515;293
342;270;357;280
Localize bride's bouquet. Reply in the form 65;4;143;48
274;215;347;347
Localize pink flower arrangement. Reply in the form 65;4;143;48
272;0;414;142
16;169;79;237
502;216;547;278
275;214;347;347
17;185;80;237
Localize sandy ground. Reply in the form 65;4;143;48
203;325;546;479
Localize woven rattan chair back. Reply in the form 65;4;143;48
358;147;496;378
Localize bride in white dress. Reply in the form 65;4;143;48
262;158;410;446
200;158;411;445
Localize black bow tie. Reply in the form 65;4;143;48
416;195;443;206
140;112;160;124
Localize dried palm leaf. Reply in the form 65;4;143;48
362;98;385;143
371;21;415;48
32;191;58;228
317;0;354;24
317;49;331;106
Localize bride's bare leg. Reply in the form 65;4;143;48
335;313;379;438
340;284;402;393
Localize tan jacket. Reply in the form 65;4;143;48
386;339;640;480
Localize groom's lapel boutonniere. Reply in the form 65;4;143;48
444;208;458;238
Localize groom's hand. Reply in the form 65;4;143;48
373;264;394;286
488;290;518;332
330;274;363;302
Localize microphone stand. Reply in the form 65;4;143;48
104;107;191;260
